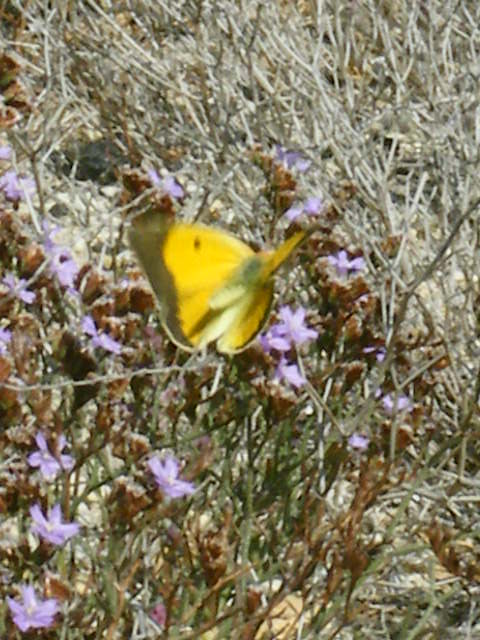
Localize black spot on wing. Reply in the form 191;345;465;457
194;236;201;250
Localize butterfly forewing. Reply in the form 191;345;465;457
160;223;254;348
163;224;253;294
129;211;306;353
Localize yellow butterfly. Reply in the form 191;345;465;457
129;210;306;353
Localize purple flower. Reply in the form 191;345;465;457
275;146;311;172
284;205;303;222
348;433;369;450
0;145;12;160
2;272;36;304
51;253;78;288
7;585;59;631
274;306;318;348
82;315;122;355
328;250;366;277
147;168;162;188
43;221;79;288
363;346;386;363
285;195;323;222
150;601;167;627
0;169;36;202
260;307;317;356
261;308;316;387
0;327;12;355
304;196;323;215
148;455;195;499
27;433;74;481
382;393;412;414
259;325;292;354
376;348;386;363
30;503;80;545
275;358;306;388
148;169;184;200
43;221;63;254
162;175;184;199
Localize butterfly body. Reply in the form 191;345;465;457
129;212;305;353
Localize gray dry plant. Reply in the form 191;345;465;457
1;1;480;639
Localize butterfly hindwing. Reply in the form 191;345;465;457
216;233;307;353
217;281;274;353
